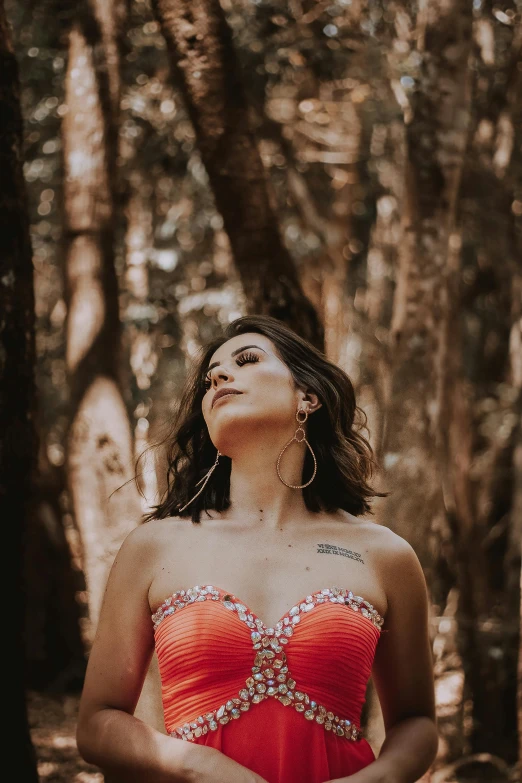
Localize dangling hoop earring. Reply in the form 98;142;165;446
179;450;222;512
276;409;317;489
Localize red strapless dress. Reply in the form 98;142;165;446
152;585;384;783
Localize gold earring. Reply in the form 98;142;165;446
179;450;222;512
276;409;317;489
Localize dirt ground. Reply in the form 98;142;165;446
28;689;518;783
28;690;103;783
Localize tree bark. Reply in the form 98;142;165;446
0;3;41;778
512;288;522;778
433;7;522;760
504;29;522;768
382;0;473;560
382;0;522;761
62;0;142;641
122;175;166;736
25;454;88;690
151;0;323;348
382;0;473;764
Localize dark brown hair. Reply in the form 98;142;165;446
138;314;388;523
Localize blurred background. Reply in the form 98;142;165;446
1;0;521;781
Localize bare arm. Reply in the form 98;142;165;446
76;523;269;783
76;524;192;781
326;535;439;783
370;538;439;782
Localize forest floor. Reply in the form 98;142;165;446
28;689;518;783
28;690;102;783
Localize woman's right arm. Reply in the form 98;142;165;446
76;523;268;783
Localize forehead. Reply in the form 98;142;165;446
208;332;277;365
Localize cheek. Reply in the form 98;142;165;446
251;368;296;407
201;366;296;431
201;395;212;423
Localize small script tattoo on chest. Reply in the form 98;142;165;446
317;543;365;564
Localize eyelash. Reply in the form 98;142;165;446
203;352;260;389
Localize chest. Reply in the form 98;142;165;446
148;521;386;628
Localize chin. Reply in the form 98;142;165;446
210;414;268;453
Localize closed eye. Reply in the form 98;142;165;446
203;351;260;389
235;351;260;368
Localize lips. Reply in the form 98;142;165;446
212;388;242;407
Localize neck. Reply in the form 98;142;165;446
225;435;310;531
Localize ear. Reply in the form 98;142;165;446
297;389;322;415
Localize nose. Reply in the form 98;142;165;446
210;365;232;387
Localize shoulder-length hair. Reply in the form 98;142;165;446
139;314;388;523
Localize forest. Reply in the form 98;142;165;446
1;0;521;781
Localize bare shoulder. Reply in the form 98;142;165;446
365;521;429;615
123;514;187;543
121;514;195;568
366;519;418;558
117;518;157;558
337;510;416;556
113;516;184;574
361;517;423;568
336;512;427;609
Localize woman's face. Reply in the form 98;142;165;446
201;332;304;453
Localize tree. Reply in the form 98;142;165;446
382;0;474;558
151;0;323;348
433;3;521;761
0;2;41;778
61;0;142;639
380;0;474;761
383;0;521;762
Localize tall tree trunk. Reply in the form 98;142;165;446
62;0;142;641
512;282;522;776
382;0;473;765
384;0;519;761
505;29;522;767
25;454;88;690
383;0;474;558
435;233;509;755
0;3;41;779
123;175;166;735
151;0;323;348
433;7;522;760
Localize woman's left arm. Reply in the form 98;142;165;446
327;536;439;783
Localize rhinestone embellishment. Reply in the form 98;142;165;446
151;585;384;743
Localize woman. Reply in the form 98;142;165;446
76;314;438;783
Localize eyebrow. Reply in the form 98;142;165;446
206;345;267;374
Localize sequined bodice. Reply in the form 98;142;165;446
152;585;384;744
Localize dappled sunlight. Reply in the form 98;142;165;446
4;0;521;779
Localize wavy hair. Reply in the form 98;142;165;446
138;315;388;523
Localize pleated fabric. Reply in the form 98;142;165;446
153;585;382;783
